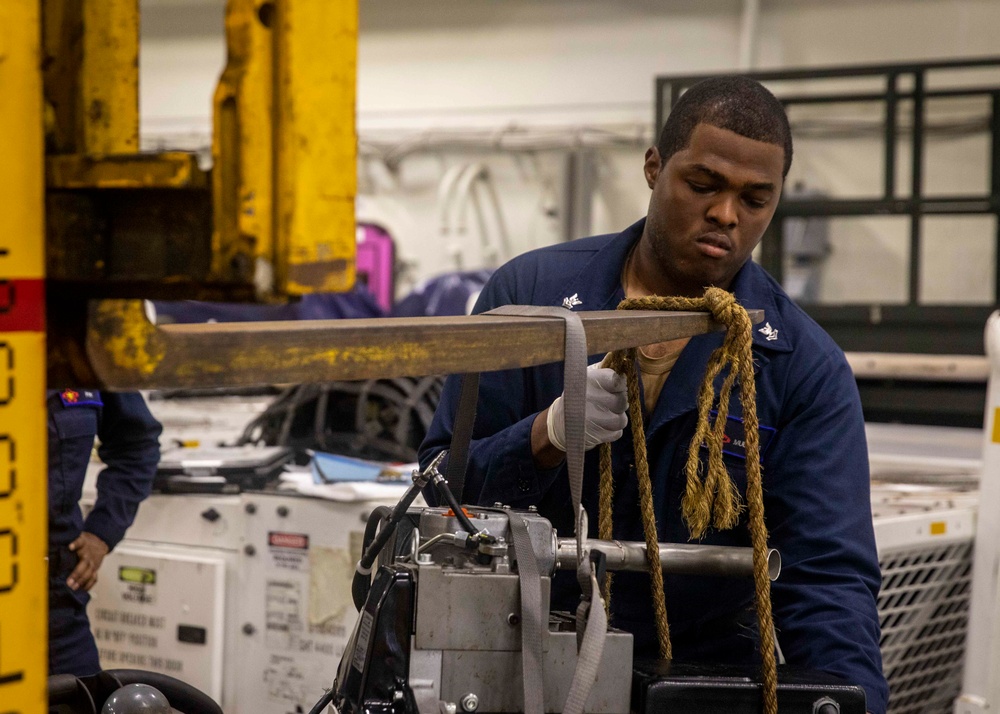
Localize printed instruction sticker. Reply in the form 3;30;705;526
265;580;303;651
351;611;374;673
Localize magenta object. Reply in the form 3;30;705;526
356;222;396;312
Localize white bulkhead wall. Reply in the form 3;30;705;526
140;0;1000;303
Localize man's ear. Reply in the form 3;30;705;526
643;147;662;189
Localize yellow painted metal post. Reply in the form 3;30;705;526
275;0;357;295
0;1;49;712
80;0;139;155
212;0;276;293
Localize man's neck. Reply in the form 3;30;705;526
623;239;693;358
625;238;688;298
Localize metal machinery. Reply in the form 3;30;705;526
0;4;763;711
85;487;394;713
329;466;866;714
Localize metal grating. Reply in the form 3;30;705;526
879;540;974;714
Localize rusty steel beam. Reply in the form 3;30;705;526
45;188;216;292
45;153;217;294
72;300;763;390
47;152;208;190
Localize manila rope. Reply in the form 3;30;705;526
597;286;778;714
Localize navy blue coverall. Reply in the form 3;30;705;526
47;389;161;676
419;218;888;714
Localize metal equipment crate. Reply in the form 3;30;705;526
872;476;978;713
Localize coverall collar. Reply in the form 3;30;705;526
571;217;793;429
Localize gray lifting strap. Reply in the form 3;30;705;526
507;511;546;714
564;564;608;714
485;305;607;714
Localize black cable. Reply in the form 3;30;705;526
434;477;479;535
307;688;336;714
359;485;423;570
350;505;392;610
352;483;424;610
361;505;393;558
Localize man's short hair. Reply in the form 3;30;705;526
657;76;793;177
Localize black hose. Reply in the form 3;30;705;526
351;461;479;611
434;478;479;535
351;505;392;611
361;505;393;558
352;483;424;610
307;687;336;714
351;568;372;613
358;487;418;570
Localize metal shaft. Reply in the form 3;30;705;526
556;539;781;581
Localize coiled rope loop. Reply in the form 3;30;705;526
597;286;778;714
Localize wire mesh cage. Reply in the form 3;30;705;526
878;539;974;714
871;460;979;714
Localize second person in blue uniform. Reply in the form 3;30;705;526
48;389;162;677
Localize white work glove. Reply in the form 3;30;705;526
546;363;629;452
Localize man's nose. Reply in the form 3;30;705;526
707;194;739;229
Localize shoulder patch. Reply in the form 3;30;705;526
60;389;103;407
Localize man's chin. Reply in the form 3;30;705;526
684;268;731;293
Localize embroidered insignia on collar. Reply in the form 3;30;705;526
562;293;583;309
758;322;779;341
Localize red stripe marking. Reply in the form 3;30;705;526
0;279;45;332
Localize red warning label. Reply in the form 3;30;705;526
268;532;309;550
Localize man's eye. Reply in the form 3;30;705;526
687;182;714;194
745;196;769;208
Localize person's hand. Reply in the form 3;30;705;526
547;363;628;452
66;532;109;592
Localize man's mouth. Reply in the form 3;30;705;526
696;232;732;258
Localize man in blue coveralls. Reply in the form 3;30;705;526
419;76;888;713
47;389;161;676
